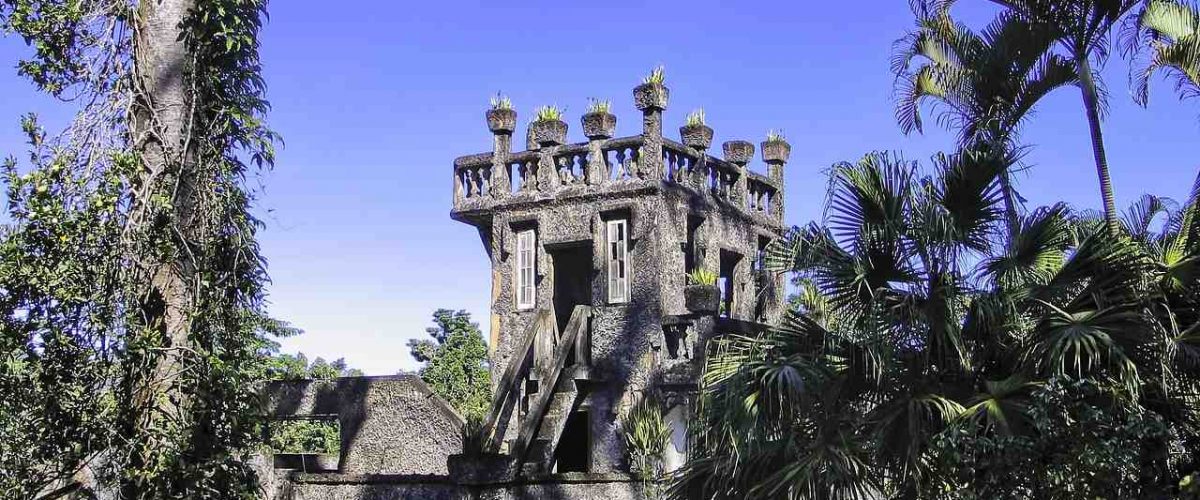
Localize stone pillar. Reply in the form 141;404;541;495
530;118;567;192
487;108;516;198
762;139;791;224
633;83;668;180
680;123;714;190
582;111;616;184
723;140;754;206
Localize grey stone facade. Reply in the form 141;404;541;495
264;81;787;499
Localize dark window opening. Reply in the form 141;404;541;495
719;250;742;319
684;216;704;274
554;411;590;473
755;237;771;320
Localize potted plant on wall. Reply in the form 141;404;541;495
685;268;720;314
633;65;669;110
581;98;617;139
761;129;790;163
529;105;568;146
679;108;713;150
486;93;516;134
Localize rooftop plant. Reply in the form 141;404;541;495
534;105;564;122
766;129;786;142
489;92;513;110
686;108;706;127
643;65;666;85
587;98;612;114
688;268;718;286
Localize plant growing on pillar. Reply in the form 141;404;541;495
635;66;670;110
685;269;721;314
530;105;568;146
761;129;791;164
582;98;617;139
624;396;671;496
487;93;517;134
680;109;714;150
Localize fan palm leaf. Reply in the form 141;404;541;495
1125;0;1200;105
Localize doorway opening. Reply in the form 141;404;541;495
554;410;590;473
550;243;593;334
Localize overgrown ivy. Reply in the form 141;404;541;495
0;0;283;498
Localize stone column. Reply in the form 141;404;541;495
762;139;791;224
633;83;668;181
530;118;567;192
723;140;754;206
487;108;516;198
582;111;616;184
680;123;714;190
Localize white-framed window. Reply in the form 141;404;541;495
516;229;536;309
607;219;629;303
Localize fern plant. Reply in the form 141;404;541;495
688;268;718;286
587;98;612;114
489;92;513;110
643;65;666;85
623;396;670;490
534;105;563;122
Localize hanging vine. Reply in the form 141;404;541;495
0;0;284;497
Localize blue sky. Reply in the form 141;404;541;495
1;0;1197;374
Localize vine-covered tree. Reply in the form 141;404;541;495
0;0;280;497
409;309;493;419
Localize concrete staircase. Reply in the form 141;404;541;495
521;379;579;476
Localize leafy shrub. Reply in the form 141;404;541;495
687;268;718;286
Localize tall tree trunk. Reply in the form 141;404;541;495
1077;55;1120;235
124;0;199;495
998;166;1020;237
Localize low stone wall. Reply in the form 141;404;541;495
265;375;465;476
279;472;645;500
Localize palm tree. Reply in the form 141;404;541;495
1125;0;1200;106
671;149;1200;498
993;0;1140;235
893;1;1078;233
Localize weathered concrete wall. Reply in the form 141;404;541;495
279;473;645;500
265;375;464;476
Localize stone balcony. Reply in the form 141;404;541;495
451;83;788;229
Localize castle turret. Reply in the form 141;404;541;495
449;76;787;485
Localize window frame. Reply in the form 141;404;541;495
516;229;536;310
606;219;630;303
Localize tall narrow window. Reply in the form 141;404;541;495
607;219;629;303
517;229;536;309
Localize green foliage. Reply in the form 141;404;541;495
266;352;363;380
0;0;283;497
1126;0;1200;106
623;396;670;482
587;98;611;114
674;149;1200;499
765;129;785;143
489;92;513;110
926;378;1170;499
408;309;493;420
534;105;563;122
687;268;718;286
643;64;666;85
268;419;340;455
685;108;706;126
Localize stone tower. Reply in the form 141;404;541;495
449;80;788;487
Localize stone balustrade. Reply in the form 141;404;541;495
452;83;788;227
